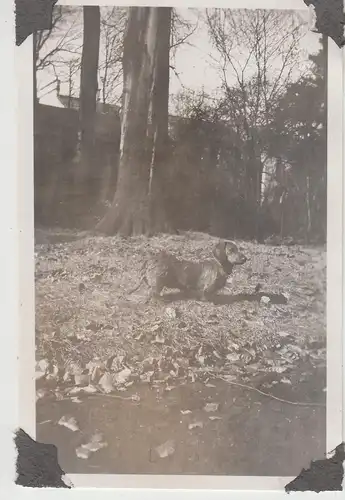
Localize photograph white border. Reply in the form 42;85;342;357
2;0;343;495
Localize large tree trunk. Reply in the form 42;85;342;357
147;7;171;233
96;7;172;236
76;6;100;188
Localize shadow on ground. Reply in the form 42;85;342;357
158;291;288;305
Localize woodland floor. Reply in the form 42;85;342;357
35;229;326;477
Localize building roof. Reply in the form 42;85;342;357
57;93;121;115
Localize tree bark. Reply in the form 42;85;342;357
147;7;172;233
96;7;172;236
76;6;100;187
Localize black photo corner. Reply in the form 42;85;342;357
15;0;58;46
15;429;71;488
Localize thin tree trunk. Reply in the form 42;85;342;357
321;34;327;243
33;31;38;105
306;174;312;242
96;7;172;236
76;6;100;188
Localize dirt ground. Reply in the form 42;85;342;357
35;230;326;477
37;369;325;476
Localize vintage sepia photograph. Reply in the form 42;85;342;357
26;2;341;484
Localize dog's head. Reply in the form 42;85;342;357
213;240;247;266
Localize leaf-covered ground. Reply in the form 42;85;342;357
35;230;326;476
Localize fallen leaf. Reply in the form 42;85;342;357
83;384;98;393
74;373;90;386
58;416;79;432
75;433;108;460
55;390;64;401
35;371;46;381
226;353;240;362
152;332;165;344
109;355;125;372
221;374;237;382
36;359;50;373
213;350;222;359
155;439;175;458
113;367;131;385
140;371;154;383
203;403;219;413
51;365;61;378
87;360;107;383
278;331;292;339
196;355;205;365
150;324;161;332
67;362;85;376
99;373;114;393
271;365;287;374
63;371;73;383
134;332;145;341
188;421;203;430
165;307;177;319
36;389;47;401
76;447;90;460
71;397;82;403
246;363;260;372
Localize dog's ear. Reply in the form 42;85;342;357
213;240;226;258
225;241;238;253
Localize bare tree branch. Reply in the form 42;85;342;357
98;7;127;105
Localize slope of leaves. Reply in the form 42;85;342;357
35;230;325;400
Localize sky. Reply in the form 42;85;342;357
37;7;322;110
